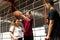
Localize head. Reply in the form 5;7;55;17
14;19;21;26
45;1;54;9
25;11;31;18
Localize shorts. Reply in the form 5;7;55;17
18;38;22;40
24;36;33;40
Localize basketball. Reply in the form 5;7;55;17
13;11;22;18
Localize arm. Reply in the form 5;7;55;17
22;15;30;21
9;26;18;40
47;20;54;37
9;31;15;39
45;10;55;40
9;26;14;38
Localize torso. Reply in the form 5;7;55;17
22;18;33;36
48;8;60;37
14;26;23;38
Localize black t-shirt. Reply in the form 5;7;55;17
48;8;60;37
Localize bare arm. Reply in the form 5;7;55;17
22;15;30;21
9;26;18;40
47;20;54;37
9;26;15;38
9;31;15;38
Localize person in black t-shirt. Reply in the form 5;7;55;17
45;1;60;40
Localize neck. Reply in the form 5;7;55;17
50;7;54;9
26;16;30;18
50;6;54;10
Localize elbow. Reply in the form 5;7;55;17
9;31;13;36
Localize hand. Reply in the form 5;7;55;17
13;37;18;40
22;28;26;32
45;36;49;40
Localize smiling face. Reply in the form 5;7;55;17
15;19;21;26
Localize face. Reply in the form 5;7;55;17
15;19;21;26
25;12;30;18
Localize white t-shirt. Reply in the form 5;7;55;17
9;26;23;38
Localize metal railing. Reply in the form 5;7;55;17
0;27;46;40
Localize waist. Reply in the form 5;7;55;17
24;32;33;36
14;33;23;37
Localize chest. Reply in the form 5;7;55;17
14;27;22;32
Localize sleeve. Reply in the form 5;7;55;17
50;10;55;20
9;26;15;32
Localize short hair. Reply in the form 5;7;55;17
25;11;31;14
13;19;19;23
29;11;31;14
48;0;54;6
14;19;16;23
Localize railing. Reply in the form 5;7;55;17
0;27;46;40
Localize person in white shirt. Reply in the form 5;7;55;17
9;19;25;40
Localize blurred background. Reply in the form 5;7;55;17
0;0;59;40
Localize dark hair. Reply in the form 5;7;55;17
14;19;16;23
14;19;20;23
25;11;31;14
48;0;54;6
29;11;31;14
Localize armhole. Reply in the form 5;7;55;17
9;25;15;33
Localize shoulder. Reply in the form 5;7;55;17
9;25;15;32
10;25;15;29
50;8;57;12
49;9;56;15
